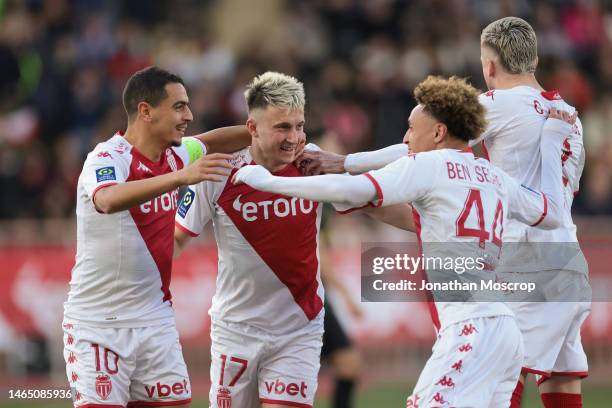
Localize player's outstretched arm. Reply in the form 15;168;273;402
508;110;574;229
192;125;251;154
298;143;408;175
232;165;378;205
94;153;232;214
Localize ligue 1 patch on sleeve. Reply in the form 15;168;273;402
96;166;116;182
177;188;195;218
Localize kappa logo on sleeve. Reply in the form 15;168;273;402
177;188;195;218
96;167;116;182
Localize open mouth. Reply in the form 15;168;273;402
280;142;296;152
176;124;188;134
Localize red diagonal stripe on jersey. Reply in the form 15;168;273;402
127;148;185;303
218;164;323;321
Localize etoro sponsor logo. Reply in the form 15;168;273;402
263;379;308;398
144;380;190;398
140;190;179;214
232;194;314;221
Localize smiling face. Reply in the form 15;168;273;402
248;105;305;169
147;82;193;147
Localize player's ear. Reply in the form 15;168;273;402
433;123;447;142
246;117;258;138
138;102;153;122
487;59;496;79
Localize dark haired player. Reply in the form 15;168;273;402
62;66;250;407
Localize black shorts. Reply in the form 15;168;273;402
321;301;352;359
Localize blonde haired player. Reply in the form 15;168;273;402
175;72;323;408
234;75;573;407
475;17;589;408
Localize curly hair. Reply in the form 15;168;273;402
414;76;487;142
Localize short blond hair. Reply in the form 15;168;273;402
244;71;305;112
481;17;538;74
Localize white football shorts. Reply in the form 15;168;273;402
62;319;191;407
406;315;523;408
209;318;323;408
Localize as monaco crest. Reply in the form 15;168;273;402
95;374;112;400
217;386;232;408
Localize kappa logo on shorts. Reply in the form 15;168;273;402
430;392;448;404
458;343;472;353
459;324;478;336
451;359;463;372
406;393;420;407
217;386;232;408
435;376;455;389
70;387;80;403
95;374;112;400
95;166;116;183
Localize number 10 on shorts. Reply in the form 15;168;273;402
219;354;248;386
91;343;119;374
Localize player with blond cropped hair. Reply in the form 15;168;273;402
234;75;573;407
175;72;323;408
476;17;589;408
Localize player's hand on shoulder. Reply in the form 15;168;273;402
544;108;576;144
295;148;346;176
548;108;577;124
179;153;233;184
232;164;271;187
294;131;307;160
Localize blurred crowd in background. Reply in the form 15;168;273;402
1;0;611;224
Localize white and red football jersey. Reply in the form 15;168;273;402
366;148;549;330
64;132;206;326
475;87;585;249
175;148;324;335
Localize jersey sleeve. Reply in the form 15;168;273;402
344;143;409;174
504;174;549;227
470;92;505;147
172;137;207;166
175;181;216;237
365;152;440;207
562;117;585;194
81;146;129;200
